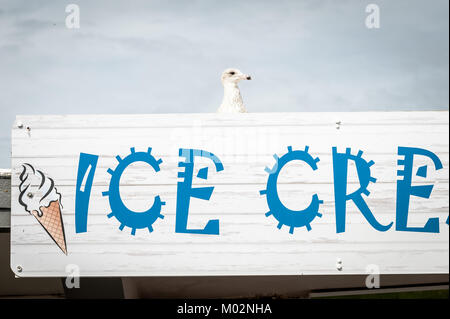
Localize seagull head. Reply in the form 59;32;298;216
221;68;251;85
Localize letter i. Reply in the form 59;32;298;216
75;153;99;233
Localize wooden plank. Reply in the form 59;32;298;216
9;154;450;186
12;112;449;129
0;172;11;229
0;174;11;209
0;209;9;229
10;112;449;277
308;284;450;298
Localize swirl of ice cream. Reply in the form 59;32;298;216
18;164;62;217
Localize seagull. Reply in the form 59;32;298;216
217;68;251;113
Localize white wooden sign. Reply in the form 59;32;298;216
10;112;449;277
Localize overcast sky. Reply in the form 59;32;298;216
0;0;448;168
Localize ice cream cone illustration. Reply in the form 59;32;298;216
31;200;67;255
18;164;68;255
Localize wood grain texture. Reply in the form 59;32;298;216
0;179;11;209
0;176;11;229
10;112;449;277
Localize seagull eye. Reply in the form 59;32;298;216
229;71;235;75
